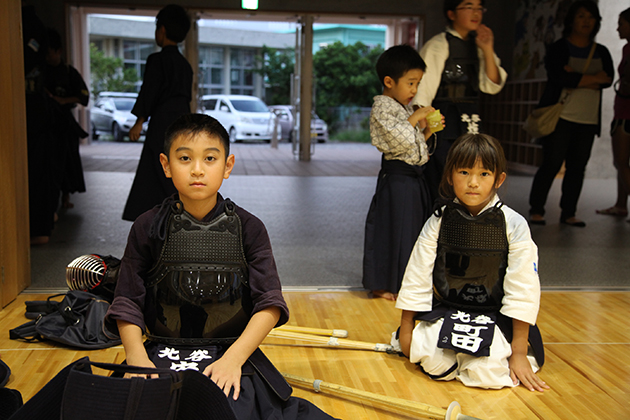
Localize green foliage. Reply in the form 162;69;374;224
254;45;295;105
331;129;371;143
359;116;370;131
254;42;383;121
313;42;383;118
89;43;139;97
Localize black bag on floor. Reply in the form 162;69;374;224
7;357;236;420
23;298;59;320
9;291;121;349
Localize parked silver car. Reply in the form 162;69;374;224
90;92;146;141
268;105;329;143
200;94;275;143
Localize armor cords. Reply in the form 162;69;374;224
433;202;508;312
146;200;250;341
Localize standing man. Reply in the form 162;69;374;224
412;0;507;202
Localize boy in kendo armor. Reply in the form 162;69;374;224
105;114;336;420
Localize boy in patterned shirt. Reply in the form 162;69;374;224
362;44;442;301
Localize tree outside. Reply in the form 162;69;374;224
313;41;382;141
313;41;382;111
256;41;383;141
255;45;295;106
89;43;139;98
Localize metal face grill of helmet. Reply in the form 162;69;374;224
66;254;107;291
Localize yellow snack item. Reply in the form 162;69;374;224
426;109;444;133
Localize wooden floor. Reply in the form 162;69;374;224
1;291;628;420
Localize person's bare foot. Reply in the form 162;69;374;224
31;236;50;246
596;206;627;216
370;290;397;301
62;193;74;209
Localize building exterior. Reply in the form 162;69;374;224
89;17;387;98
88;15;295;98
312;24;385;53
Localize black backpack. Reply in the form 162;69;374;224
9;290;121;350
6;357;236;420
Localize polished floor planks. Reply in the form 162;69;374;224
0;291;628;420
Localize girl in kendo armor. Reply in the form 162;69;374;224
393;133;549;392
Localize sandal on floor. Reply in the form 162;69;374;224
561;217;586;227
596;207;628;216
529;215;546;225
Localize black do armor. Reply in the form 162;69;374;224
436;32;480;101
145;200;250;341
433;32;482;139
433;202;508;311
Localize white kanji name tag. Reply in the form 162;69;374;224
437;310;496;357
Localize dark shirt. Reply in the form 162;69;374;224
122;45;192;221
131;45;192;122
43;63;89;140
44;63;89;109
106;193;289;335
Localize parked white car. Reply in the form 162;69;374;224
200;94;275;143
91;92;147;141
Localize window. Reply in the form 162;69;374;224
112;98;135;111
199;46;224;96
230;99;268;112
123;40;155;90
91;40;104;52
218;100;231;112
229;49;255;95
203;98;217;111
102;99;114;112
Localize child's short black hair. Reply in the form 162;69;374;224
156;4;190;43
164;114;230;158
443;0;486;23
440;133;507;199
562;0;601;40
376;45;426;87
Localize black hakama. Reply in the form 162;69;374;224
362;157;432;295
